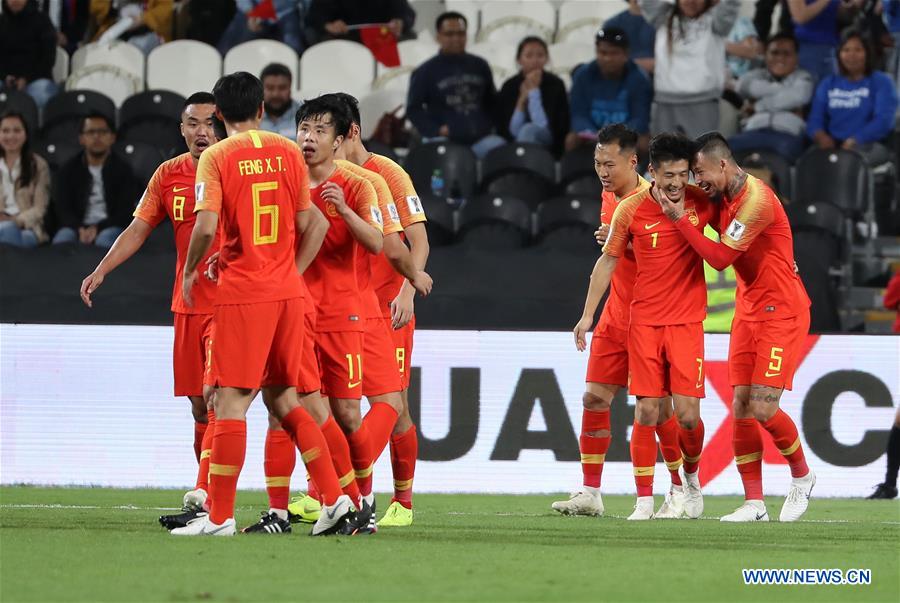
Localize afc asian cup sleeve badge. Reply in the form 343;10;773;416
685;208;700;226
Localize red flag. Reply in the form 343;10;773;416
359;25;400;67
247;0;276;21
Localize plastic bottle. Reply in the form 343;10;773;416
430;169;445;197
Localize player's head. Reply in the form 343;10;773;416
78;113;115;158
212;71;264;125
648;132;694;202
323;92;362;147
260;62;294;117
692;131;735;199
180;92;217;160
436;11;468;55
594;123;638;195
295;95;352;166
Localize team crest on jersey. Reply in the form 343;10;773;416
726;218;746;241
685;208;699;226
387;202;400;223
370;205;383;226
325;202;339;217
406;195;423;215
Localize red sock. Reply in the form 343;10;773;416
390;424;417;509
346;424;374;497
195;409;215;496
362;402;399;462
734;418;764;500
761;409;809;478
631;422;657;497
655;415;683;487
580;409;610;488
208;418;246;525
281;406;343;506
320;415;361;504
306;474;319;502
193;420;207;462
679;419;705;474
264;429;295;511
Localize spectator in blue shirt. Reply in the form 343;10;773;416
565;27;652;153
806;29;899;165
604;0;656;74
787;0;865;82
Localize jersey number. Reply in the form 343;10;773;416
650;232;659;248
173;195;185;222
252;181;279;245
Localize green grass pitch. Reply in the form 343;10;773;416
1;486;898;602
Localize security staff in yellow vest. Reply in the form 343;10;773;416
703;225;737;333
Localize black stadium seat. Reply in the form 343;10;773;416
404;141;477;200
419;194;456;246
458;195;531;250
34;139;80;173
480;143;556;209
42;90;116;143
733;147;793;200
363;139;399;164
114;141;167;188
536;196;602;253
0;90;39;134
119;90;187;158
558;146;596;188
793;148;871;216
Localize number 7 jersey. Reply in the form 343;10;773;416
194;130;310;305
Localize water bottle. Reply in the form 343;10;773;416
430;169;445;197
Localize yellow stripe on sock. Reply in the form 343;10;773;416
780;438;801;456
665;458;684;471
355;464;374;479
200;449;211;460
265;476;291;487
581;453;606;464
249;130;263;148
393;478;413;491
633;466;655;477
683;453;702;463
338;470;355;488
209;463;240;476
735;451;763;465
301;447;321;464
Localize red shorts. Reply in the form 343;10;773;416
211;298;305;389
628;322;705;398
298;309;321;394
363;317;402;397
585;321;628;387
316;330;364;400
728;311;810;390
172;312;213;397
389;315;415;390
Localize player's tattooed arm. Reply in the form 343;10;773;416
574;254;618;351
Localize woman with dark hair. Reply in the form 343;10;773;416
496;36;570;155
0;111;50;247
806;29;898;164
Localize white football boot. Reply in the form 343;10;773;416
551;490;604;516
681;468;704;518
720;500;769;522
311;494;354;536
626;496;655;520
170;514;236;536
654;486;686;519
779;470;816;522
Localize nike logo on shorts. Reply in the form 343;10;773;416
764;371;781;378
348;381;361;389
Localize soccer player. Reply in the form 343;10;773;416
655;132;815;522
78;92;221;528
554;124;686;519
576;133;714;520
171;72;357;537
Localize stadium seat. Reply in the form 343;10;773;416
34;139;80;173
536;196;602;254
397;39;439;66
147;40;222;97
224;40;298;86
404;141;478;200
561;173;602;197
0;90;39;134
71;42;145;87
358;89;406;140
119;90;187;158
481;143;556;208
373;40;436;90
372;66;416;91
420;194;456;246
300;40;375;98
458;194;532;249
66;65;142;108
559;145;598;189
52;46;70;85
557;1;619;43
113;141;166;187
548;42;592;81
733;148;793;201
444;0;481;33
362;139;400;164
793;148;872;217
41;90;116;143
467;40;519;75
477;1;555;43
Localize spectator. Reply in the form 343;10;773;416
565;27;652;152
754;0;794;40
183;0;237;47
406;11;506;159
218;0;305;55
0;0;59;109
259;62;300;139
640;0;741;138
0;111;50;247
806;29;899;165
88;0;173;55
787;0;864;82
496;37;570;155
730;33;814;161
726;15;762;81
306;0;413;45
604;0;657;74
53;0;92;53
51;114;141;248
884;0;900;82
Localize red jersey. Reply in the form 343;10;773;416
883;271;900;333
335;159;403;320
604;185;715;326
596;175;650;331
304;163;383;332
363;153;428;316
194;130;310;305
133;153;219;314
716;175;810;321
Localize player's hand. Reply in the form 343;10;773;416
79;271;104;308
793;260;800;275
410;270;433;297
79;225;98;245
182;269;199;308
391;290;415;330
205;251;220;282
652;185;685;221
594;224;610;246
573;315;593;352
320;181;349;215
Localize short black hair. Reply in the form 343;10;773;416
649;132;695;168
516;36;548;60
79;112;114;134
765;31;798;52
694;131;734;162
596;123;639;154
212;72;263;123
295;95;353;138
436;11;467;32
324;92;361;127
183;91;215;110
260;62;293;82
837;28;875;76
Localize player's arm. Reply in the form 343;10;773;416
654;189;741;270
183;210;219;306
391;221;431;328
574;254;618;351
384;232;432;295
80;217;154;307
295;204;329;274
321;181;383;254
